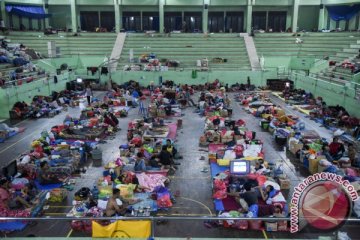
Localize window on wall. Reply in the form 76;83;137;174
252;11;266;30
122;12;141;32
100;11;115;32
19;16;24;30
268;11;286;32
225;12;244;33
142;12;159;31
80;11;99;31
184;12;202;32
28;17;32;30
38;18;41;30
9;14;13;29
208;12;224;33
164;12;182;31
345;20;349;31
336;20;340;29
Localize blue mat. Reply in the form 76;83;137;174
34;180;62;190
0;221;27;231
214;199;225;211
132;193;157;212
210;163;229;178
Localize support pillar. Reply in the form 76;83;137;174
1;0;6;27
140;11;143;31
202;0;209;33
159;0;164;33
43;1;49;28
114;0;120;33
318;5;325;30
246;0;252;34
70;0;77;33
292;0;299;32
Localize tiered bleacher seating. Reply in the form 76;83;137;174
7;32;117;57
254;32;360;59
118;33;251;71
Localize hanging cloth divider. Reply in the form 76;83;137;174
326;4;360;21
5;5;51;19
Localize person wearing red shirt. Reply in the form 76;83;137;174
328;137;345;161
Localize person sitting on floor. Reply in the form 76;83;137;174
165;139;178;158
0;177;32;210
328;137;345;161
38;161;64;185
254;161;266;174
227;182;258;213
156;145;177;173
134;152;146;172
105;188;127;217
103;113;117;128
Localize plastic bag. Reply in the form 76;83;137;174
157;192;172;208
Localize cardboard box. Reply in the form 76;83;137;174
265;222;278;232
278;178;291;190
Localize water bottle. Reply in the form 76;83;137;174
91;185;99;200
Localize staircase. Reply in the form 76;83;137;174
242;34;261;71
108;33;126;72
118;33;251;71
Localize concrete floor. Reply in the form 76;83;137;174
1;91;358;239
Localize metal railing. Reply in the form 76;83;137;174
1;215;359;238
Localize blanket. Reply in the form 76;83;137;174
135;173;168;192
166;123;177;140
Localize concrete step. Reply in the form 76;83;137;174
343;48;359;53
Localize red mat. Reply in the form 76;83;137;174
208;143;225;153
221;196;240;211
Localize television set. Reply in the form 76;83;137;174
2;160;18;179
230;160;250;175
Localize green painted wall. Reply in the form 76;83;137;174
290;57;315;70
110;70;277;87
0;72;74;119
291;72;360;118
263;56;291;69
298;6;319;31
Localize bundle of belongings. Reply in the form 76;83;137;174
50;113;119;141
10;95;63;120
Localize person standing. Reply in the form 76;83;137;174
85;85;93;105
